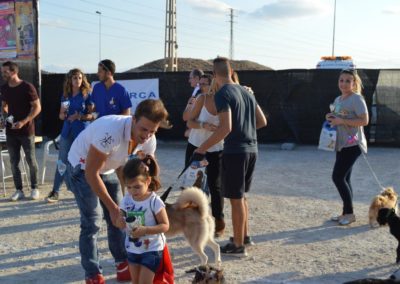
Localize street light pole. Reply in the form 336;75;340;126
332;0;336;57
95;11;102;61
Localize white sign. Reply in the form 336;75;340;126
92;78;159;113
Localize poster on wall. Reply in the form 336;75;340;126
15;0;35;59
0;1;17;59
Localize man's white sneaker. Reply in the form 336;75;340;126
10;190;25;201
30;188;40;200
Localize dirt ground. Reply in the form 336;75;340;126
1;142;400;283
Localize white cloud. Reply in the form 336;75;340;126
250;0;330;20
382;5;400;15
40;18;68;28
185;0;232;16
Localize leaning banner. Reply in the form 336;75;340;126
92;79;159;113
0;1;17;59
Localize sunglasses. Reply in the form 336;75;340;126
340;68;357;75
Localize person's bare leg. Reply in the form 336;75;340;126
231;198;245;247
244;196;249;238
138;265;154;284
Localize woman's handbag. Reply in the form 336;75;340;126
318;121;337;152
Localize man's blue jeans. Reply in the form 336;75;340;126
66;163;127;278
52;134;74;193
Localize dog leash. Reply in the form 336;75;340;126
359;150;385;191
342;124;386;192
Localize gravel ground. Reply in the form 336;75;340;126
0;142;400;283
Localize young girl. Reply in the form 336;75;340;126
326;69;369;226
120;155;169;284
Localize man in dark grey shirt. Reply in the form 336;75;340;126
195;57;267;256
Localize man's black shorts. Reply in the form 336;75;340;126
221;153;257;199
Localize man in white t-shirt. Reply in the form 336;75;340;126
66;99;169;284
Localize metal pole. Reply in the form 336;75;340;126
229;8;234;60
332;0;336;57
35;0;41;91
96;11;101;61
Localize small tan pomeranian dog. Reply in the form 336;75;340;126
369;187;398;228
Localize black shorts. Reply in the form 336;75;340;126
221;153;257;199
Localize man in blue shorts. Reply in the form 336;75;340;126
92;59;132;117
195;57;267;257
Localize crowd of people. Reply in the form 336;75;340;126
0;57;369;283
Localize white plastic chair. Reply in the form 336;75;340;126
41;135;60;184
1;149;30;197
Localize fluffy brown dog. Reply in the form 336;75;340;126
165;187;221;266
369;187;398;228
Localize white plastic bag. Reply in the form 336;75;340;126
318;121;337;151
179;160;208;194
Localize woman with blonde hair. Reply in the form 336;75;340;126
46;68;94;202
326;69;369;225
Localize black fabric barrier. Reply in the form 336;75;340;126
41;69;400;146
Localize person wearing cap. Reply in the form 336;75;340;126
66;99;169;284
92;59;132;118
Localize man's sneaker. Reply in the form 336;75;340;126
220;242;248;257
229;236;255;246
85;274;105;284
10;190;24;201
116;260;131;282
46;191;59;203
30;188;40;200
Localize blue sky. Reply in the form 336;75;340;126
40;0;400;73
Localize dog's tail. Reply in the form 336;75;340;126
175;187;209;218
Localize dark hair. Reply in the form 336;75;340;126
123;155;161;192
200;74;213;85
2;61;19;73
213;57;232;77
135;99;169;125
98;59;116;75
191;69;204;79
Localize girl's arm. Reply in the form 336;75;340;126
329;113;369;127
132;207;169;237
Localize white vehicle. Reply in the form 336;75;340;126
316;56;356;69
